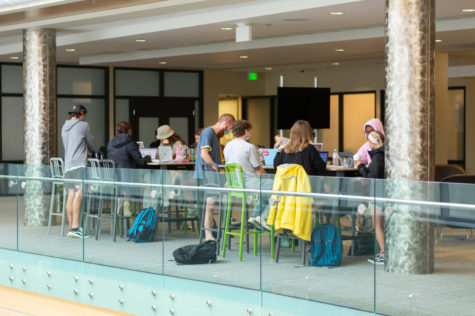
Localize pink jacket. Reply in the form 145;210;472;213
356;118;385;164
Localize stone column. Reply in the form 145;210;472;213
384;0;435;274
23;28;56;226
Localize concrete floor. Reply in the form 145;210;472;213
1;195;474;316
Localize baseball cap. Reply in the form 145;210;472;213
68;104;88;114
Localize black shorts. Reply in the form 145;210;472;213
64;167;85;191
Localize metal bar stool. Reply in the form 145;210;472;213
167;188;199;234
99;159;121;241
84;158;104;239
48;158;67;236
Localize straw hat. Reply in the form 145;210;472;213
156;125;175;140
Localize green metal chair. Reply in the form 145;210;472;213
221;164;275;261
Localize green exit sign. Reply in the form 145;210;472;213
248;72;258;80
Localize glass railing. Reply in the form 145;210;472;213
0;162;474;315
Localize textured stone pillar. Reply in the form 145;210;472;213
384;0;435;274
23;28;56;226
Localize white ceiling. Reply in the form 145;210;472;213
0;0;79;14
0;0;474;71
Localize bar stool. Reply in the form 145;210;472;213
221;164;272;261
84;158;105;239
166;189;198;234
100;159;121;241
48;158;66;236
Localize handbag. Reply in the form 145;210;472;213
174;144;190;162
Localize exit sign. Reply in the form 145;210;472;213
248;72;258;80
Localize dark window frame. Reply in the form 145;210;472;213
113;67;204;142
0;62;109;163
56;65;109;156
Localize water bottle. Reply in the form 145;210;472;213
332;149;339;166
190;148;195;162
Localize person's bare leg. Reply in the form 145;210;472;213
66;189;75;228
374;207;385;256
370;205;385;256
71;189;83;229
204;197;216;241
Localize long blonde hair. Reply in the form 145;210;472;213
284;120;313;154
368;131;384;148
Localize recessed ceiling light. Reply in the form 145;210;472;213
330;11;345;15
283;18;307;22
158;61;167;65
435;39;442;43
332;62;340;66
335;48;345;52
240;55;248;59
221;27;233;31
9;56;19;60
461;9;475;12
265;67;272;71
65;48;76;52
136;39;146;42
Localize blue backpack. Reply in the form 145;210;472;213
309;224;342;267
128;207;158;243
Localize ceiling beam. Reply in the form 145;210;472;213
0;0;209;34
80;25;384;64
79;15;475;65
58;0;363;46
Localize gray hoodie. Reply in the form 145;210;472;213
62;119;97;171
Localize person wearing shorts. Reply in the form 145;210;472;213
62;104;97;238
356;130;385;264
194;113;235;241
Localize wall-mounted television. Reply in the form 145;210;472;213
277;87;330;129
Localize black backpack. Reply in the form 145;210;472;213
172;240;217;264
348;232;375;256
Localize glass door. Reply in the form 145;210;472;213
130;97;195;147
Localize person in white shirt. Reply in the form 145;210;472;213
223;120;271;230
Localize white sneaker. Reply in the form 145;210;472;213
248;216;259;228
261;219;271;232
253;216;264;230
67;228;91;238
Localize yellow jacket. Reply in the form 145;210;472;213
266;164;313;241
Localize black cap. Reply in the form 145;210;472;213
68;104;88;114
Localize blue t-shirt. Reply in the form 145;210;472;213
194;127;221;179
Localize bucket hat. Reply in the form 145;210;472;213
156;125;175;140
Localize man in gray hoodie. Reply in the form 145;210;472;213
62;104;97;238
